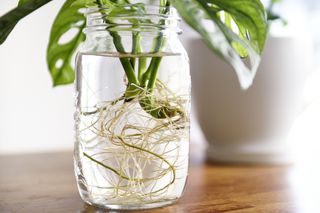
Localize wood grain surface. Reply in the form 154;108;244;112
0;152;315;213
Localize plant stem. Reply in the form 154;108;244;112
146;57;162;90
130;31;138;68
95;0;181;119
110;32;139;85
141;0;169;90
95;0;138;85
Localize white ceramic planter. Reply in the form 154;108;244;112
189;35;312;164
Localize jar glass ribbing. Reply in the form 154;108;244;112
74;4;190;210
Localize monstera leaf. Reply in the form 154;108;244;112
47;0;134;86
170;0;268;89
0;0;52;45
46;0;87;86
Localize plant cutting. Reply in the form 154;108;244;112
0;0;268;210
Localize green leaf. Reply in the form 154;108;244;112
46;0;132;86
170;0;268;89
18;0;30;5
0;0;52;45
47;0;86;86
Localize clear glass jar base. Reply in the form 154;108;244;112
83;198;178;210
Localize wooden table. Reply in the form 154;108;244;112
0;152;318;213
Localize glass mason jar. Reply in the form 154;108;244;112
74;3;190;210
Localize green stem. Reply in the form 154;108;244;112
146;57;162;90
141;4;168;90
140;34;166;88
131;30;148;84
109;32;139;85
130;31;138;68
138;57;147;82
95;0;138;85
95;0;181;119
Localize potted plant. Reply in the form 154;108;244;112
0;0;268;210
190;0;312;164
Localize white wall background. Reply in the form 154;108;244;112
0;0;75;154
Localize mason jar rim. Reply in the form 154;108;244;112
82;4;178;16
82;4;182;35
